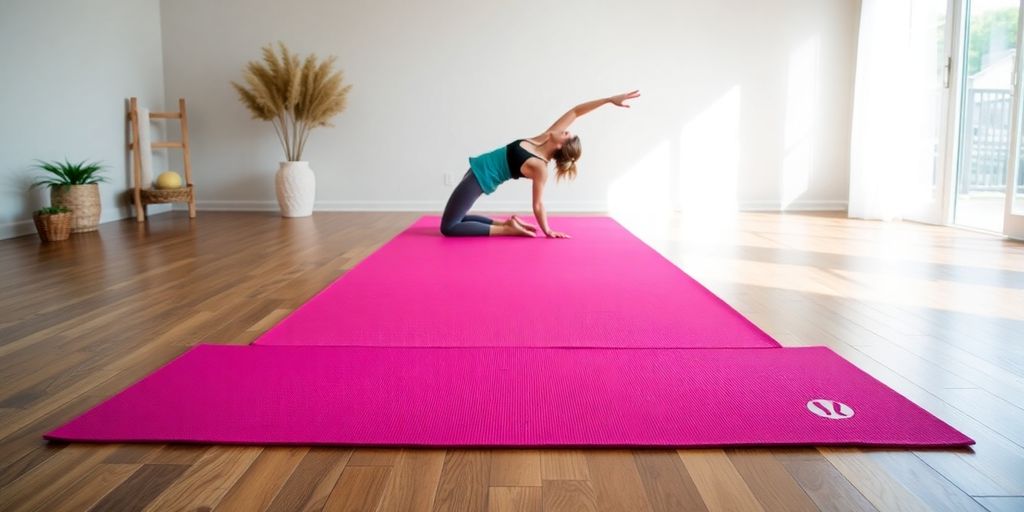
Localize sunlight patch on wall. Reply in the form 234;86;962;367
676;86;741;232
607;139;674;231
782;37;820;209
608;86;741;237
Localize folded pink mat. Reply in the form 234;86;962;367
253;216;780;348
46;344;972;447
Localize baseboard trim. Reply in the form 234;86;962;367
2;199;850;240
740;199;849;211
1;204;174;241
0;219;36;241
183;199;849;213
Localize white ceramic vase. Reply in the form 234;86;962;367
275;161;316;217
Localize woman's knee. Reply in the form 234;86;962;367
439;216;461;236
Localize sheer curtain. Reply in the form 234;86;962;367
849;0;945;221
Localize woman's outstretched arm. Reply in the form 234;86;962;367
543;90;641;134
531;169;571;239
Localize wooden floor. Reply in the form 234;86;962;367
1;210;1022;512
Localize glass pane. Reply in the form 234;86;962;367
954;0;1019;232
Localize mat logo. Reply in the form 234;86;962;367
806;399;855;419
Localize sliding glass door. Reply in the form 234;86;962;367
951;0;1022;237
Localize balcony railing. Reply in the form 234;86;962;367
961;88;1024;194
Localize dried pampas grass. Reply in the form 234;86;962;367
232;42;352;161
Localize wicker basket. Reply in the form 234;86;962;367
51;184;100;233
141;184;193;204
33;212;72;242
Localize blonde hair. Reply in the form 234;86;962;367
553;135;581;181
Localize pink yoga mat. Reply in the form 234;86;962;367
46;344;972;447
47;216;972;447
254;216;780;348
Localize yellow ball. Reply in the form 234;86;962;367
155;171;183;189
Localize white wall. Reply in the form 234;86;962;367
159;0;859;216
0;0;169;240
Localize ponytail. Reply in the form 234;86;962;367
553;135;582;182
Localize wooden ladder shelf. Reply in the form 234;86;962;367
127;97;196;222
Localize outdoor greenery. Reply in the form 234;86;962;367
967;9;1019;76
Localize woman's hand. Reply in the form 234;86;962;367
545;230;572;239
609;90;641;108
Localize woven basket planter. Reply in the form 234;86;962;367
141;184;193;204
33;212;72;242
51;184;101;233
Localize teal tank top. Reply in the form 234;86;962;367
468;146;511;195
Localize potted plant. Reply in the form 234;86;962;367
32;206;73;242
232;42;353;217
30;159;109;232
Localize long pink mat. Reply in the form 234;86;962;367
46;344;972;446
46;216;973;447
253;216;779;348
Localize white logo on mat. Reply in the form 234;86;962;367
807;399;854;420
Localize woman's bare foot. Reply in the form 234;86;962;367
490;222;535;237
508;215;538;233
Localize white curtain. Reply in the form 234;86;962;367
849;0;944;221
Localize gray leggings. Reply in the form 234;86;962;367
440;170;495;236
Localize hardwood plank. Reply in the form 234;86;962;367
0;445;115;511
0;349;92;405
632;450;708;512
542;480;598;512
489;449;542;487
974;497;1024;512
348;447;401;466
868;450;987;512
0;443;65;489
32;463;139;512
929;388;1024;448
677;449;765;512
265;447;351;512
775;448;879;512
726;449;817;512
145;444;210;465
322;465;391;512
103;444;161;464
914;449;1008;497
489;486;541;512
0;367;120;440
432;449;490;512
142;445;260;511
819;448;932;512
818;343;1024;495
214;446;308;512
246;308;292;333
540;450;590;481
586;450;654;512
376;449;446;512
89;464;191;512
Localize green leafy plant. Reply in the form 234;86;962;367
34;206;71;215
30;159;109;190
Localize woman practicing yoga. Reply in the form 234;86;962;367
440;90;641;238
